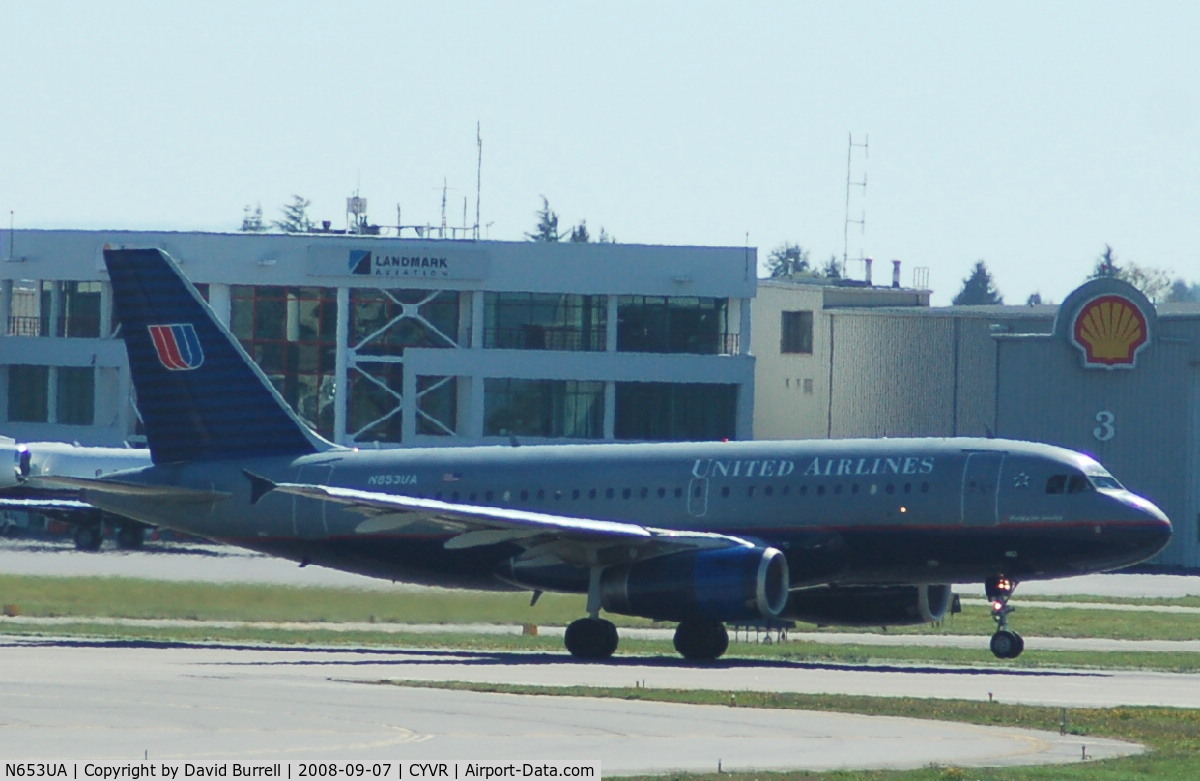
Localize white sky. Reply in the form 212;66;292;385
3;1;1197;304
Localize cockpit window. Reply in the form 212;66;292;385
1067;474;1091;494
1046;473;1096;494
1090;475;1124;491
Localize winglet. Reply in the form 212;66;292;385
244;470;278;506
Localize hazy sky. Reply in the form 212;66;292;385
3;1;1197;304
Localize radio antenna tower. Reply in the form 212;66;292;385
475;121;482;240
842;133;868;278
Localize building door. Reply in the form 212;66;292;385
961;451;1005;526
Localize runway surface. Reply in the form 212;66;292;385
0;636;1141;774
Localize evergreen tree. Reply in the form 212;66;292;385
765;243;810;278
526;196;560;242
569;220;590;243
1089;244;1121;279
273;195;313;233
952;260;1004;305
240;203;266;233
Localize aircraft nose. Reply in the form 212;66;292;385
1123;492;1173;556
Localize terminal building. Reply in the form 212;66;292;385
0;230;756;448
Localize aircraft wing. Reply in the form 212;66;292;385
0;496;93;512
22;475;230;504
250;473;758;566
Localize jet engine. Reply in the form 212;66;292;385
600;546;789;622
1;443;29;489
781;584;958;627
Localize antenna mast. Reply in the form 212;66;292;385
475;121;482;240
842;133;868;278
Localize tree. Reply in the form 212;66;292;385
1165;279;1200;303
569;220;590;243
1086;245;1174;302
526;196;560;242
240;203;266;233
953;260;1004;305
765;243;810;278
1089;244;1121;279
820;255;842;280
273;195;313;233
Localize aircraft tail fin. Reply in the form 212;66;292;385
103;248;335;464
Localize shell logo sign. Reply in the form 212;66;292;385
1071;294;1149;369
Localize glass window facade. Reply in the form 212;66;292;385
616;296;732;354
780;310;814;354
7;365;48;422
230;285;337;436
484;293;606;351
615;382;737;441
352;289;459;356
484;379;604;439
57;366;95;425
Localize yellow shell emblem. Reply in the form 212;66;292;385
1072;295;1148;367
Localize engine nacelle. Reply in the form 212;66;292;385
781;584;957;627
600;546;789;622
0;444;29;489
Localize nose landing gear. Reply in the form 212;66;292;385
986;576;1024;659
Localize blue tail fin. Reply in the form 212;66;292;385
104;248;334;464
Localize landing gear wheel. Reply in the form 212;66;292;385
673;619;729;662
985;575;1022;659
564;617;619;660
74;524;103;552
989;630;1024;659
115;524;145;550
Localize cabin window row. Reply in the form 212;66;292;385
416;481;933;504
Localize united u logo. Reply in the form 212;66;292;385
148;323;204;370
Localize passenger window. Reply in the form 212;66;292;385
747;486;756;497
657;487;667;498
589;488;598;499
572;489;581;500
536;489;545;500
720;486;730;498
605;488;614;499
639;487;648;498
765;485;774;497
622;488;632;500
674;487;683;498
1046;475;1067;494
520;490;529;501
816;485;825;496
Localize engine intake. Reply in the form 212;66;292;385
600;546;789;622
781;584;957;627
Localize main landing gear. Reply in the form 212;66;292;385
986;575;1024;659
561;566;731;662
562;616;730;662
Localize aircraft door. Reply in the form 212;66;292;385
961;452;1006;526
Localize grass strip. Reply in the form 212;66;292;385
3;621;1199;672
2;574;1200;640
384;680;1200;781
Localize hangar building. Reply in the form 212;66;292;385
755;274;1200;568
0;230;756;449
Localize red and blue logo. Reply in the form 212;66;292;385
148;324;204;371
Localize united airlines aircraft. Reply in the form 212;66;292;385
31;248;1172;662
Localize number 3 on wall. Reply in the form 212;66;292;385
1093;410;1116;442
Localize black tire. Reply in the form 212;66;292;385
673;620;730;662
564;618;619;660
74;524;103;552
115;524;145;550
990;630;1022;659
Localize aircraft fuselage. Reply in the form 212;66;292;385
94;436;1171;593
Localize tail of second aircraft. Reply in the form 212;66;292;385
104;248;334;464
